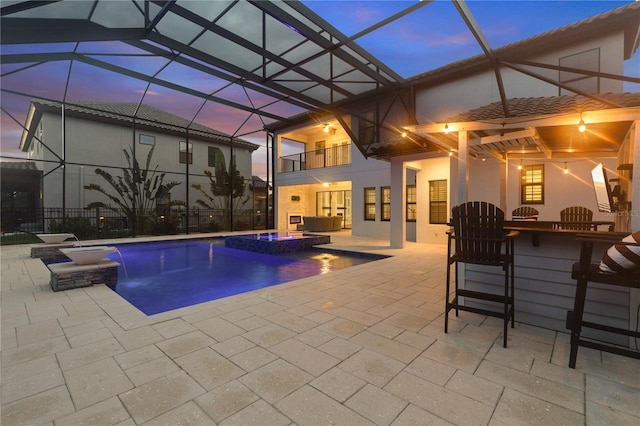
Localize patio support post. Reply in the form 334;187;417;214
185;129;190;234
229;135;234;231
630;121;640;345
456;130;469;205
631;121;640;231
61;104;67;231
390;158;406;249
132;118;137;237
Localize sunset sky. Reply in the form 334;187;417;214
1;0;637;179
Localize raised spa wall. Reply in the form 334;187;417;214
224;233;330;254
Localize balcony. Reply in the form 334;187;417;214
279;143;351;173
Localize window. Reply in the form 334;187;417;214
139;134;155;146
429;180;448;224
380;186;390;221
208;147;217;167
315;140;325;154
559;48;599;95
364;187;376;221
179;141;192;164
358;110;376;145
406;185;416;222
521;165;544;204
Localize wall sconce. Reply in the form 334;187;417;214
444;123;449;134
322;182;329;187
517;160;523;171
563;162;569;174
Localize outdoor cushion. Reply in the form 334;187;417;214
599;231;640;274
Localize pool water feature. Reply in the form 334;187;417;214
106;239;387;315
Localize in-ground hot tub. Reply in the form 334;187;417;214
224;232;330;254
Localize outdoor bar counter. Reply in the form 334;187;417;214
462;222;633;346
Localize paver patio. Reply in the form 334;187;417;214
1;232;639;425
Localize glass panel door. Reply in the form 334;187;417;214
316;190;352;229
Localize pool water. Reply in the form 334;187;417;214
106;239;387;315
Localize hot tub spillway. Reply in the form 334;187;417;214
224;232;330;254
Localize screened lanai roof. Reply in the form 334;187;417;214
1;0;408;136
1;1;639;169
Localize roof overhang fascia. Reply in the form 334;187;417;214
405;107;640;134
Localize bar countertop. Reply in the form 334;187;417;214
504;221;621;246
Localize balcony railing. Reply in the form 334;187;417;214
279;143;351;173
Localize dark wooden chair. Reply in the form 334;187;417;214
445;201;519;348
558;206;594;230
567;233;640;368
512;206;539;220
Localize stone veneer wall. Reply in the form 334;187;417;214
48;261;119;292
31;243;75;262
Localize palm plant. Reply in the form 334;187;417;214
84;146;182;234
192;147;250;230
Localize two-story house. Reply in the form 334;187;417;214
19;99;259;230
266;3;640;247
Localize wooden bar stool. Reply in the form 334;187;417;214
567;233;640;368
445;201;519;348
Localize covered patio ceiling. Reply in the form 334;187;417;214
1;1;639;167
396;92;640;162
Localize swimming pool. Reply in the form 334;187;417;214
106;238;387;315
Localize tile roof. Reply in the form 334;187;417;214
30;99;259;151
446;92;640;123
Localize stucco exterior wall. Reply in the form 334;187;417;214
275;138;391;236
31;111;254;210
413;156;452;245
504;157;618;222
416;32;625;122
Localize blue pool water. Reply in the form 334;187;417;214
104;239;386;315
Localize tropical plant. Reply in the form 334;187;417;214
192;147;250;230
84;146;183;234
49;216;97;240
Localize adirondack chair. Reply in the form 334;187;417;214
559;206;594;230
511;206;539;221
445;201;519;348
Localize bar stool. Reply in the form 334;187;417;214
445;201;518;348
567;233;640;367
